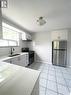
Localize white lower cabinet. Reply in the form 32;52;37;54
4;53;29;67
4;59;11;63
20;55;26;66
11;57;20;65
20;54;29;67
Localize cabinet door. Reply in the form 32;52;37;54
26;33;30;40
11;57;20;65
20;54;29;67
51;30;68;41
22;32;32;40
4;59;11;63
25;54;29;66
26;34;32;40
4;54;29;67
20;55;26;67
22;32;26;40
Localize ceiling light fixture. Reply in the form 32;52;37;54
37;16;46;26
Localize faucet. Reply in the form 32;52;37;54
11;47;15;55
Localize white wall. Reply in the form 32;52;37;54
32;31;52;64
26;41;33;50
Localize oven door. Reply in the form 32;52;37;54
29;52;34;65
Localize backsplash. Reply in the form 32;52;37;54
0;47;10;57
0;46;21;57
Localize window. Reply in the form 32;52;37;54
8;41;17;46
3;26;19;41
0;22;20;47
0;40;8;46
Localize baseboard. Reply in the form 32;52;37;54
34;61;52;64
67;65;71;68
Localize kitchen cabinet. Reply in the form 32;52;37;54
4;58;18;65
11;57;20;65
4;53;29;67
22;32;32;40
51;30;68;41
4;58;11;63
20;54;29;66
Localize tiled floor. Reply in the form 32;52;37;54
28;62;71;95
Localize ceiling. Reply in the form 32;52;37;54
2;0;71;32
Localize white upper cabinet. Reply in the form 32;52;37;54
51;30;68;41
22;32;32;40
22;32;26;40
26;33;32;40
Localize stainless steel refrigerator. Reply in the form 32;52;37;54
52;40;67;67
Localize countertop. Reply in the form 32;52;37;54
0;61;40;95
0;52;29;61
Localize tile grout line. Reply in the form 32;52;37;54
54;66;59;95
39;64;49;95
45;66;50;95
61;69;70;93
39;66;46;95
46;65;59;95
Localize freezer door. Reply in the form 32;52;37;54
53;41;59;49
53;41;67;49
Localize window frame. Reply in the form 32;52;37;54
0;39;19;47
0;22;20;47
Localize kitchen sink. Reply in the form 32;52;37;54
9;54;20;57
